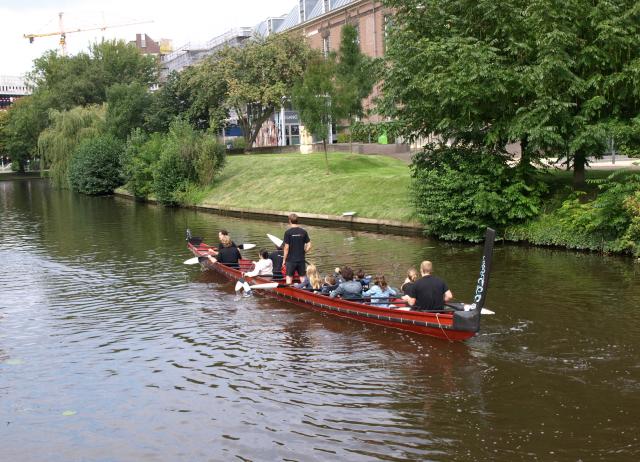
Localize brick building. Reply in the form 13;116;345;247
254;0;390;147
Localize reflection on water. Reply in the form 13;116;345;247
1;179;639;461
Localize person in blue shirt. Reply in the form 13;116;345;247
362;274;397;307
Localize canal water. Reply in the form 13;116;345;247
1;179;639;461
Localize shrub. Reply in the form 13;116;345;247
506;172;640;256
350;121;399;144
121;129;163;198
69;135;124;195
153;146;190;205
411;143;546;241
151;119;226;205
196;135;226;185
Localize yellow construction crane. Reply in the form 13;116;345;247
24;12;153;56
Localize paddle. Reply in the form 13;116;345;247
183;243;256;265
267;233;283;248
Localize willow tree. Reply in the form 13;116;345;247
38;105;105;187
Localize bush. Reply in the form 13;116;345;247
121;129;163;198
69;135;124;195
350;121;400;144
151;119;226;205
153;147;190;205
506;172;640;256
411;143;546;241
196;135;226;185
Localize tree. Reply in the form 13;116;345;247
37;105;105;187
383;0;640;190
27;40;158;109
213;33;313;150
335;24;380;146
68;134;124;195
0;95;50;172
144;71;191;133
180;63;227;131
105;82;151;140
292;54;344;173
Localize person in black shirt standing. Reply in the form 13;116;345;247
282;213;312;285
405;261;453;311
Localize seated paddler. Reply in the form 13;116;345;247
404;261;453;311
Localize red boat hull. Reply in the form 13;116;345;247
188;241;479;341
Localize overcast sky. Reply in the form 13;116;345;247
0;0;297;76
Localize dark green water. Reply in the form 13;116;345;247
1;179;639;461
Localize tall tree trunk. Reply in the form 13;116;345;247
573;152;587;191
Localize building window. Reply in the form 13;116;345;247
323;0;331;13
141;36;146;48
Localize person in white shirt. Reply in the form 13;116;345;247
237;249;273;296
243;249;274;278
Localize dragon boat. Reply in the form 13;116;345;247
186;228;496;341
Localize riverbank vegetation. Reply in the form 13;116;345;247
1;4;639;256
383;0;640;256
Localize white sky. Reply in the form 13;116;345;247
0;0;296;76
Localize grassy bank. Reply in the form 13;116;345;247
188;152;415;222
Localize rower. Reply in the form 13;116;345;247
208;229;236;257
208;234;242;268
403;261;453;311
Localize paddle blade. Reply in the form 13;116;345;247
183;257;201;265
247;282;281;290
240;243;256;250
480;308;495;315
267;233;283;248
234;281;244;292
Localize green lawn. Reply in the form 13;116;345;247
199;152;415;222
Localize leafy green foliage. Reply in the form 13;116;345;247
69;135;124;195
105;82;151;140
506;172;640;255
335;25;380;123
143;71;192;133
38;105;105;187
211;32;313;149
350;121;399;144
121;120;226;205
28;40;157;109
411;143;546;241
383;0;640;189
0;95;50;172
121;129;163;198
291;54;343;171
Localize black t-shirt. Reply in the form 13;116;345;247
401;281;415;295
216;246;242;266
406;275;449;311
269;249;284;272
283;227;309;262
